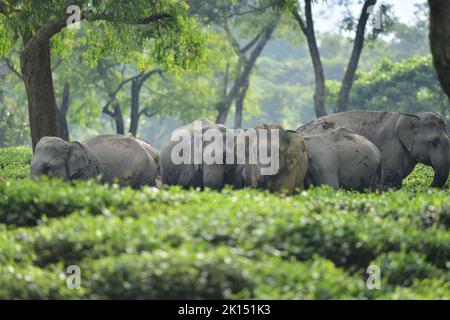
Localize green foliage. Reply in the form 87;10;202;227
1;1;206;71
0;147;31;180
348;56;450;126
0;147;449;299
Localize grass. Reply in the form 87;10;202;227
0;146;449;299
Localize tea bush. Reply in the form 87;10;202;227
0;147;449;299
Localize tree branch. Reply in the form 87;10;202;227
241;29;265;54
138;107;157;118
101;72;144;113
292;10;308;35
22;12;174;56
3;56;23;80
140;68;164;84
335;0;377;112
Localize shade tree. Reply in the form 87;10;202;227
0;0;205;149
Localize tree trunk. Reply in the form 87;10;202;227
20;39;59;150
216;64;231;124
113;102;125;135
129;79;140;136
217;17;279;125
335;0;376;113
429;0;450;100
216;103;229;124
234;80;249;129
58;82;70;141
293;0;327;118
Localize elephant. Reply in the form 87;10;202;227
302;127;382;191
160;118;235;189
30;134;158;188
234;124;308;195
298;111;450;188
134;136;160;173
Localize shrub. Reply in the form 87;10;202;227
0;147;32;181
0;147;449;299
371;251;441;287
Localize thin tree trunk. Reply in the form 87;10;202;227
113;102;124;135
58;82;70;141
20;39;59;150
217;17;279;125
129;79;140;136
215;64;231;124
335;0;376;113
293;0;327;118
234;80;249;129
429;0;450;100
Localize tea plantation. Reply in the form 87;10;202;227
0;147;449;299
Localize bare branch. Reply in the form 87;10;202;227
3;56;23;80
140;68;164;84
241;29;264;54
292;10;308;35
101;73;144;113
138;107;157;118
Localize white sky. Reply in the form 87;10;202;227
314;0;426;32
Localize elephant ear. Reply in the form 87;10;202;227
396;114;420;152
67;142;98;179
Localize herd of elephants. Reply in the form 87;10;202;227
30;110;450;194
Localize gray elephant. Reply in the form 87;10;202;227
30;134;158;188
234;124;308;195
160;118;234;189
134;136;160;173
298;111;450;188
303;127;381;191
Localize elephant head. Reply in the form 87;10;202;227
30;137;99;181
234;124;308;194
263;127;308;194
396;112;450;188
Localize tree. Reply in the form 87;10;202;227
189;0;280;127
291;0;327;117
341;56;449;126
97;61;163;136
220;14;280;128
334;0;377;113
429;0;450;101
0;1;204;150
277;0;394;117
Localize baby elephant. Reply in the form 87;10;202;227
30;134;158;188
301;127;381;191
235;124;308;195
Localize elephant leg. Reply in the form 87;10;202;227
161;167;171;185
178;165;202;189
203;164;225;190
309;158;339;189
380;159;403;189
315;173;339;189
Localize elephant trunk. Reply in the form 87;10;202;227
430;134;450;188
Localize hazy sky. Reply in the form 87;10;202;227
315;0;426;32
